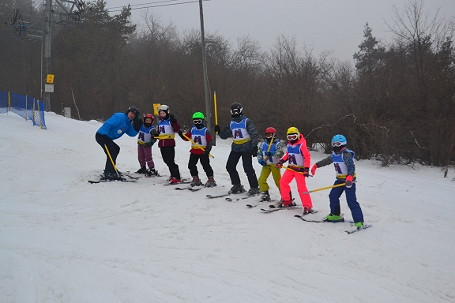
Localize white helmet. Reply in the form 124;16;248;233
157;104;169;113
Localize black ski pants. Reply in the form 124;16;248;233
188;153;214;178
160;146;181;179
226;150;258;188
96;132;120;174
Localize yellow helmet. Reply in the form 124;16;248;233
287;127;300;141
287;127;300;136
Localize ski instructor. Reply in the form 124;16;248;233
95;106;142;180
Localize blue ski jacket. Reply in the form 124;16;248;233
97;113;138;140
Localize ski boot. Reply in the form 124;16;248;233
190;176;203;187
204;177;217;187
169;177;181;184
229;184;245;194
247;187;260;196
136;166;147;174
102;172;124;181
146;168;158;177
260;191;271;202
323;213;345;222
303;207;316;215
354;222;364;229
279;200;294;208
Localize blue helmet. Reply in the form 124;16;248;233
331;134;347;145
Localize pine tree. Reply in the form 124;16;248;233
353;23;385;74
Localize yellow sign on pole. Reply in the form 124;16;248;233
46;74;55;84
153;103;161;116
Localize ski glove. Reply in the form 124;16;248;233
148;138;157;146
133;118;143;132
150;128;159;137
251;146;258;157
214;125;221;134
303;167;310;177
345;175;353;188
276;161;284;169
258;159;267;166
203;148;211;156
311;164;318;176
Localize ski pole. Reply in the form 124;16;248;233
154;134;174;139
281;165;312;176
264;137;274;162
181;132;214;158
104;144;121;178
302;182;350;194
213;91;218;129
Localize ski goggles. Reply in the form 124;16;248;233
287;133;299;141
193;119;203;125
332;141;345;147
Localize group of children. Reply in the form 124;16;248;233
96;103;365;228
255;125;364;228
132;105;216;187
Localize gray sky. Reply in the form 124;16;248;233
106;0;455;62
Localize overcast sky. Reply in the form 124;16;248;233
105;0;455;62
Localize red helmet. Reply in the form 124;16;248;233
265;127;277;138
265;127;277;134
144;113;154;121
143;113;154;126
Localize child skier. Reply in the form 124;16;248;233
215;102;259;195
311;134;365;228
156;105;182;184
276;127;314;214
179;112;216;187
136;113;158;176
257;127;286;201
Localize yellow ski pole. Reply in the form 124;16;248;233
213;91;218;126
264;137;274;162
281;165;311;176
154;135;174;139
259;139;273;165
181;132;214;158
302;183;349;194
104;144;120;177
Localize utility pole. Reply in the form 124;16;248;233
43;0;53;111
198;0;215;145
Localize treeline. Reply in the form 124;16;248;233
1;0;454;167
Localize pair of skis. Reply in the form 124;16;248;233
294;213;372;234
255;204;373;234
249;197;297;210
259;204;302;213
206;193;231;199
162;178;192;186
206;192;261;203
88;174;188;185
88;173;139;184
206;192;288;209
245;200;276;208
175;186;202;192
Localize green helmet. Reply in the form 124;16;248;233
192;112;205;119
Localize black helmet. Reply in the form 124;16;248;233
230;102;243;117
126;106;140;117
